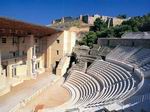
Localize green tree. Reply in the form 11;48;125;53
96;28;114;38
122;18;140;31
90;18;107;31
113;25;132;37
81;31;97;47
80;13;150;46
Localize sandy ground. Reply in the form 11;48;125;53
18;78;70;112
0;72;70;112
0;72;50;101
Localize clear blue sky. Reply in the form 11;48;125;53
0;0;150;25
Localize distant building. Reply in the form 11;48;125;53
0;17;76;96
51;16;79;24
81;14;126;27
51;14;127;27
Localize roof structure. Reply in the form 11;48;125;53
0;17;61;37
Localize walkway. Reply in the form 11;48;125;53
0;72;59;112
18;78;70;112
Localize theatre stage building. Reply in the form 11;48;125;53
0;17;76;96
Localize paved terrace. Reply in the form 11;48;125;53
0;72;60;112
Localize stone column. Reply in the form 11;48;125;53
7;64;12;78
46;36;52;72
27;35;36;78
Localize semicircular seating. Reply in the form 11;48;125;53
63;70;101;108
59;59;143;111
85;60;136;107
45;59;143;112
106;46;150;68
